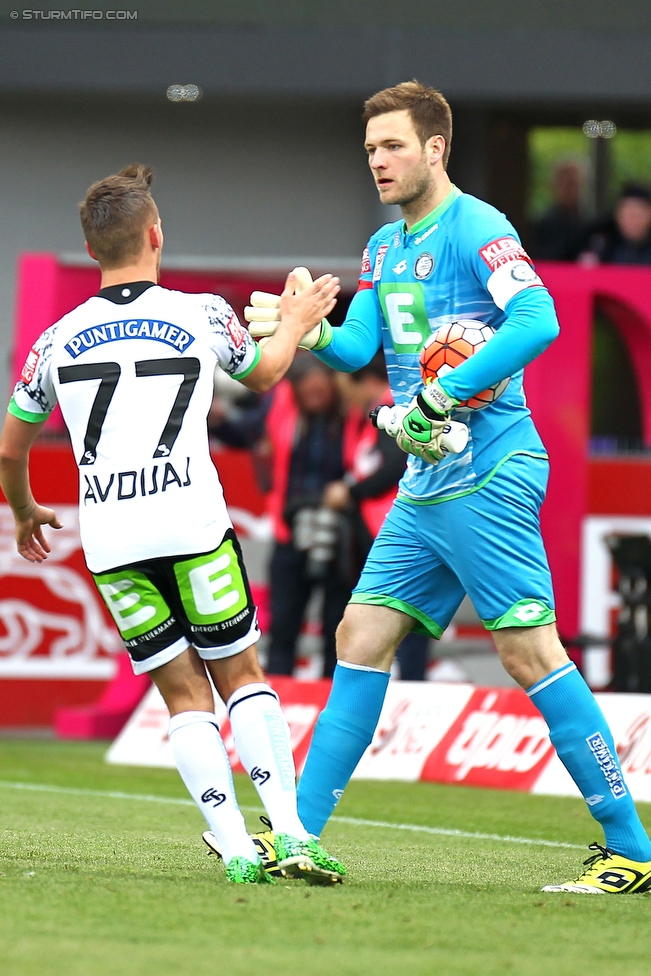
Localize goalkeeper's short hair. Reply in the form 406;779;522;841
363;80;452;167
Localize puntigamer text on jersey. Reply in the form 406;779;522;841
65;319;195;358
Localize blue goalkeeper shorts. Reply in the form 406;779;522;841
350;454;556;637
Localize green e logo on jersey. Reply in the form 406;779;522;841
379;283;430;354
174;538;248;625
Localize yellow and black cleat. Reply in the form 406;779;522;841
202;816;284;878
542;843;651;894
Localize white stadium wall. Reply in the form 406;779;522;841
0;96;377;408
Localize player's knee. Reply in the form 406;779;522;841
493;623;569;689
156;675;214;715
206;645;265;701
499;651;531;688
335;615;354;660
334;608;392;670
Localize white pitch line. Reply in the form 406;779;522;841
0;780;195;807
0;779;583;850
328;815;583;850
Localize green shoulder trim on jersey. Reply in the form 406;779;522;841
7;397;50;424
349;592;444;640
234;342;262;381
406;185;462;237
397;450;549;507
483;599;556;631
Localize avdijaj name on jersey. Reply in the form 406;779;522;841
65;319;195;358
82;458;191;505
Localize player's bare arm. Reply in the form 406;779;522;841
0;413;62;562
240;270;339;393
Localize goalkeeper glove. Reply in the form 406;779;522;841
419;378;459;418
244;267;333;351
373;381;460;465
373;403;445;465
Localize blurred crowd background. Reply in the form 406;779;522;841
1;1;651;412
2;1;651;688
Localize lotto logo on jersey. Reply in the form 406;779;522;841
479;237;533;272
21;347;40;384
360;246;371;275
373;245;389;281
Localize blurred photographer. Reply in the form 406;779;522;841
265;355;351;678
323;355;431;680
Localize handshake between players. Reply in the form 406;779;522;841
245;266;465;465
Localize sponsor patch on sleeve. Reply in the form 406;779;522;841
226;313;247;348
480;237;533;272
360;246;371;276
21;347;40;384
373;244;389;282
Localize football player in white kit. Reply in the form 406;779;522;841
0;164;346;885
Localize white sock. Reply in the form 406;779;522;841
168;710;258;865
227;683;309;840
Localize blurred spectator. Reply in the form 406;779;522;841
210;355;351;677
208;372;274;491
264;355;352;678
209;351;432;679
580;183;651;266
323;356;403;561
323;355;431;681
531;158;590;261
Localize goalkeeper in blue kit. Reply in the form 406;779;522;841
250;82;651;893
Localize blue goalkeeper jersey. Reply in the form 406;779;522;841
318;185;559;503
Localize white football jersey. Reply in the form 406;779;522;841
10;283;261;572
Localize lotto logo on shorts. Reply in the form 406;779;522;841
513;602;545;623
21;348;40;384
479;237;533;272
586;732;628;799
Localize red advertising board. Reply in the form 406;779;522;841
420;687;554;791
107;679;651;805
0;445;267;725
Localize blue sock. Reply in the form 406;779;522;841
297;661;390;837
529;662;651;861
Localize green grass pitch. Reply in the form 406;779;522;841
1;741;651;976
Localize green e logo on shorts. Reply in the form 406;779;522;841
174;538;248;625
94;570;171;641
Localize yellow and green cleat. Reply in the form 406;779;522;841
202;818;346;885
274;833;346;885
224;854;275;885
542;843;651;894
